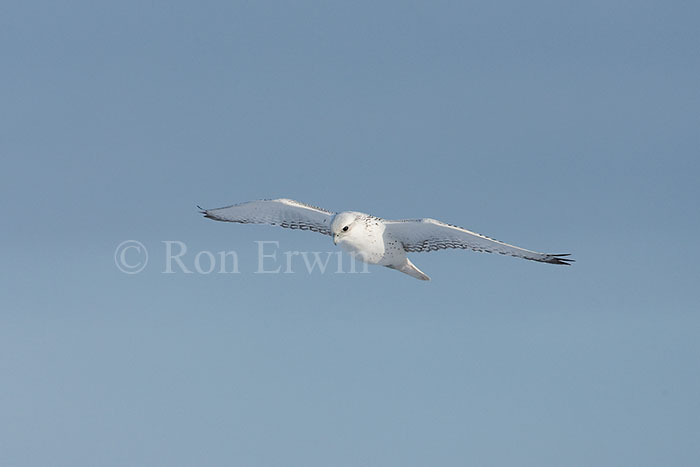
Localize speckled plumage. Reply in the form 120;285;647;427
200;198;573;281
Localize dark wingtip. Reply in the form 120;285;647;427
197;205;215;219
547;254;575;265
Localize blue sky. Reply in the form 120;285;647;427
1;1;699;466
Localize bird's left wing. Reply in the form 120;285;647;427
384;218;573;265
199;199;335;236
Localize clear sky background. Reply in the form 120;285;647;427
2;1;699;466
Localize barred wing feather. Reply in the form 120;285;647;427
385;218;573;265
199;199;335;236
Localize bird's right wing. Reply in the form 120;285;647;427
199;199;335;236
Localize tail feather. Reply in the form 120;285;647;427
387;258;430;281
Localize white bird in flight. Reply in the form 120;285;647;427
198;198;573;281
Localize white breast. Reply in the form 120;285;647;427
337;218;406;265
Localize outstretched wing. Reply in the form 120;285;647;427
199;199;335;236
384;218;573;265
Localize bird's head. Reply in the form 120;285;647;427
331;211;362;245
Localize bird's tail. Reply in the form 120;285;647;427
387;258;431;281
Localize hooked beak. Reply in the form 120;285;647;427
333;234;339;245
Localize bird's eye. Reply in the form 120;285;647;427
342;226;349;231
